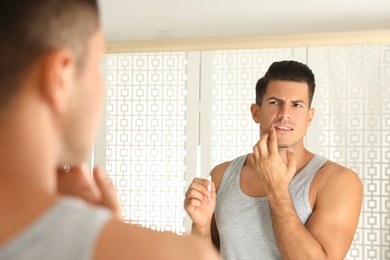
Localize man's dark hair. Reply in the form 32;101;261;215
0;0;100;107
255;60;316;107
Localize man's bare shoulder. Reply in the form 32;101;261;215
211;161;231;174
318;160;361;182
210;160;232;191
94;219;219;260
312;159;362;200
307;159;363;259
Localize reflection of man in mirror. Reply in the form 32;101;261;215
185;60;363;259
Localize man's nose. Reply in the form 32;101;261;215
278;104;291;120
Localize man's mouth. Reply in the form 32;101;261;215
275;126;293;131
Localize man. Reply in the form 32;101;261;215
185;60;363;259
0;1;219;259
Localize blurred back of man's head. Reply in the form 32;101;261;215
0;0;100;108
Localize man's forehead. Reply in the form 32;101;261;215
266;80;309;92
264;80;310;100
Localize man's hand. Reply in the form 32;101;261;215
251;127;297;194
57;164;123;220
184;178;216;236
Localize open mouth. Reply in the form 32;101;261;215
275;126;293;131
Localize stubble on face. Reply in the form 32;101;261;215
258;80;312;150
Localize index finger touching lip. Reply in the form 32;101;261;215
258;132;270;156
267;126;278;153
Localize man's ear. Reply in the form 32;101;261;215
307;108;315;128
40;48;75;115
250;103;261;124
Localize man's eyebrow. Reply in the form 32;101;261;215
292;99;307;104
267;97;307;104
266;97;283;102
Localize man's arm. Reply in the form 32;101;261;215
267;166;362;259
252;127;363;259
58;165;220;260
184;177;216;239
184;163;227;249
95;219;220;260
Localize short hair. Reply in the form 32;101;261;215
0;0;100;107
255;60;316;107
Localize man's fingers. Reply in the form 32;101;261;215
185;180;211;201
184;178;216;210
267;126;278;154
258;132;270;157
253;141;260;160
184;188;206;208
93;167;123;220
57;164;101;203
209;181;216;200
193;178;211;187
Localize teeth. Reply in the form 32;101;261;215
276;126;291;130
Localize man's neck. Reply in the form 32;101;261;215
0;95;59;195
278;145;314;174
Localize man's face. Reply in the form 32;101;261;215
64;26;105;164
257;80;314;148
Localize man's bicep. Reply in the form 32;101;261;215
305;171;362;259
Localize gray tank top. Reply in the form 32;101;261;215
0;196;112;260
215;154;328;260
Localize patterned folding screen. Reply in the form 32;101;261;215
307;45;390;260
105;53;188;233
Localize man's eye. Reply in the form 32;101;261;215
269;100;279;105
293;103;302;107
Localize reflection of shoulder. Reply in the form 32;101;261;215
320;160;358;179
211;161;231;175
210;161;232;191
211;154;249;176
314;160;362;196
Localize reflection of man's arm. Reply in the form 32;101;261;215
268;164;362;259
184;161;230;250
184;177;216;240
252;127;363;259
